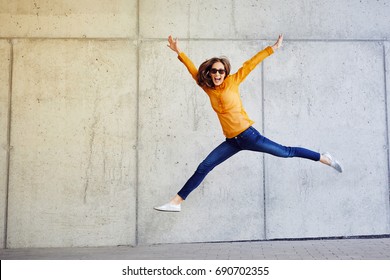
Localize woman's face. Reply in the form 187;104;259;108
210;62;226;86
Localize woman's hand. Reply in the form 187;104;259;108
167;35;182;54
272;34;284;51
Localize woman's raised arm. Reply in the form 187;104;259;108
231;34;283;84
168;35;198;82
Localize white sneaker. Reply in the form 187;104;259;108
154;203;181;212
322;152;343;173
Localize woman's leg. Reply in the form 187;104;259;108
176;140;241;200
240;127;320;161
239;127;342;172
154;140;241;211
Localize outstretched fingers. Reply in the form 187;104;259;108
271;34;284;51
276;34;284;48
167;35;181;54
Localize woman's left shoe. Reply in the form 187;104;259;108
322;152;343;173
154;203;181;212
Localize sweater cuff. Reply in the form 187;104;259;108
266;46;274;55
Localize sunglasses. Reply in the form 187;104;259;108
210;68;226;75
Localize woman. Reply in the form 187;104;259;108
154;34;342;212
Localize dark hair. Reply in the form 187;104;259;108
197;57;231;88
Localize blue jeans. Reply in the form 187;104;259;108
177;126;320;200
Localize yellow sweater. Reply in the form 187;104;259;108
178;46;274;138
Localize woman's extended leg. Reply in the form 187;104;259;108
239;127;342;172
177;140;241;200
238;127;320;160
154;140;241;212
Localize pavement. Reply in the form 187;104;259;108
1;236;390;260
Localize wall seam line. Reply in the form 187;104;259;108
4;39;14;249
0;37;388;41
384;43;390;231
135;0;140;246
0;37;136;41
0;37;387;43
139;38;389;43
261;59;267;240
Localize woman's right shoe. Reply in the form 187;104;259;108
322;152;343;173
154;203;181;212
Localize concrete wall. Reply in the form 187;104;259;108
0;0;389;248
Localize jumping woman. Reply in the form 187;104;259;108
154;34;342;212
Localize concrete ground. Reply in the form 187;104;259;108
1;237;390;260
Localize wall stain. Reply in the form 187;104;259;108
191;93;200;131
83;95;100;204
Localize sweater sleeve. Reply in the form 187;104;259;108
178;52;198;82
232;46;274;84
